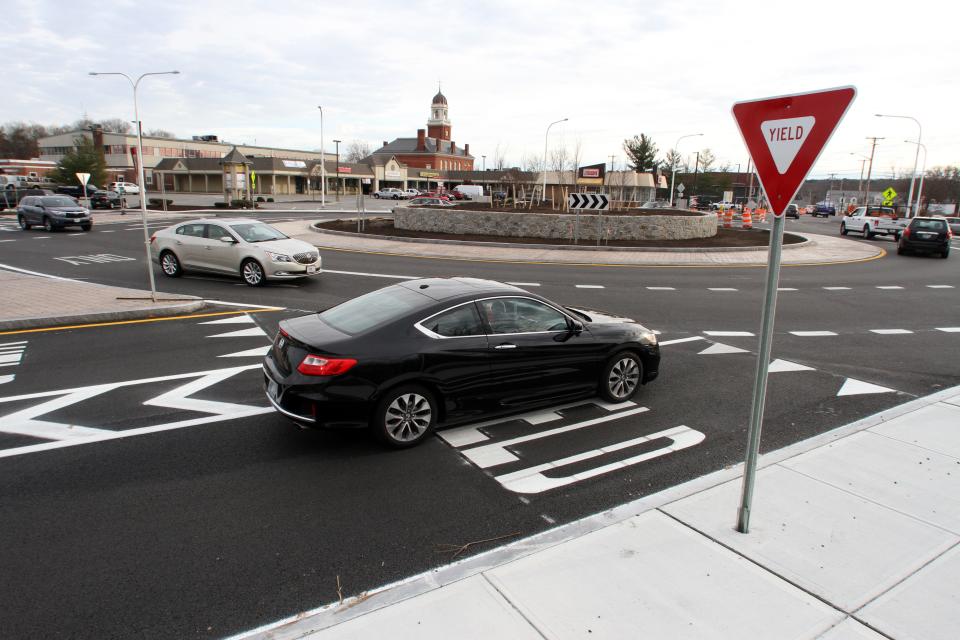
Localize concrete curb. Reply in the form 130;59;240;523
309;219;814;253
0;299;207;331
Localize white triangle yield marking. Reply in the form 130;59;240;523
207;327;267;338
761;115;816;173
199;315;255;325
698;342;749;355
218;345;272;358
837;378;896;397
0;374;14;384
768;359;815;373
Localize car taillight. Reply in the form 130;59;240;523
149;233;156;244
902;227;911;239
297;355;357;376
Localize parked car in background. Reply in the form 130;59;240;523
710;201;739;211
939;217;960;236
407;197;455;207
16;195;92;231
262;278;660;447
785;204;800;219
90;190;122;209
373;188;404;199
811;202;836;217
402;189;421;198
897;217;951;258
151;218;322;286
453;185;483;200
55;184;103;198
840;206;905;240
109;181;140;194
640;200;671;209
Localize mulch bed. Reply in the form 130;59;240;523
317;218;804;248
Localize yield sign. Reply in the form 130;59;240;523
732;86;856;216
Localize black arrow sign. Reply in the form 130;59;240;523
567;193;610;210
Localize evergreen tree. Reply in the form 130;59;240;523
49;136;107;187
623;134;659;172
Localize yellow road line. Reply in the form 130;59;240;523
0;308;283;336
312;245;888;269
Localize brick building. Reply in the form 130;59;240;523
367;90;474;178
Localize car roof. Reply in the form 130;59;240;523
170;218;265;225
396;277;522;301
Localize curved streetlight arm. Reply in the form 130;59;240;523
876;113;922;216
669;133;703;206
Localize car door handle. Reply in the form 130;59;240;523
175;240;183;245
494;343;517;350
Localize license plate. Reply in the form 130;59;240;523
307;265;318;274
267;379;279;399
918;232;935;239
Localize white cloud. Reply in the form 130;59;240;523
1;0;956;177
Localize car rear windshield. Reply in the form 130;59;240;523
41;196;77;207
229;223;287;243
911;219;947;231
320;286;427;335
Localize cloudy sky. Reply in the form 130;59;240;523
3;0;956;179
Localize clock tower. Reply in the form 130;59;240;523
426;88;451;141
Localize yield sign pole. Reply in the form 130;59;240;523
732;86;856;534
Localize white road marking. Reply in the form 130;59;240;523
32;236;50;239
506;282;540;287
0;239;15;243
698;342;749;355
658;336;704;346
0;375;14;384
869;329;913;335
646;287;676;291
837;378;896;397
494;425;705;494
790;331;838;336
460;407;649;468
777;287;797;291
575;284;605;289
768;359;815;373
822;286;851;290
218;346;272;358
98;230;116;233
708;288;738;291
199;315;255;325
207;327;267;338
876;285;904;290
322;269;416;280
54;254;135;266
936;327;960;332
202;299;284;310
926;285;954;289
0;365;271;459
703;331;754;337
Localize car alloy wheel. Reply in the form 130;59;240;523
160;251;182;277
43;217;54;232
241;259;265;286
601;352;642;402
18;216;30;230
376;386;436;448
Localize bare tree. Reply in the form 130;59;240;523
699;148;717;173
493;143;508;170
521;152;540;173
344;140;372;163
147;129;176;138
96;118;132;134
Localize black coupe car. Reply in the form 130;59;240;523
263;278;660;448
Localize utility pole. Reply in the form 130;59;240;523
693;151;700;193
864;137;884;206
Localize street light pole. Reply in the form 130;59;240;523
89;70;179;303
333;139;341;202
317;106;326;207
876;114;921;217
905;140;927;215
482;155;486;172
851;153;869;205
542;117;567;203
864;137;884;206
670;133;703;207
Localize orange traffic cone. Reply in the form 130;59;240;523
724;208;733;228
742;208;753;229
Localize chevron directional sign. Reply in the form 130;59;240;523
568;193;610;210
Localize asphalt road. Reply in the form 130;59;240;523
0;212;958;639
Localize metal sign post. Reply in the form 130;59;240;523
76;172;91;207
567;193;609;245
731;86;856;533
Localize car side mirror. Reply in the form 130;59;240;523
219;236;236;244
569;319;584;335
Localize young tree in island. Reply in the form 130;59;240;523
623;134;659;173
48;136;107;187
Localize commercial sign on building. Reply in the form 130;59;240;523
282;160;307;168
420;171;440;178
337;167;352;173
577;163;606;186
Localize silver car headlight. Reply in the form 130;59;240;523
640;330;658;345
266;252;292;263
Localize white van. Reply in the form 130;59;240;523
454;185;484;200
0;175;28;190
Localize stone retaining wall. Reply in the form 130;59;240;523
394;208;716;241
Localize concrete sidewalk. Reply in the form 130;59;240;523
0;268;204;330
272;220;885;267
237;386;960;640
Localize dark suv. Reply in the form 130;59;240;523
785;204;800;219
811;202;836;217
897;217;951;258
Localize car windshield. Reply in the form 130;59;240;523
320;286;427;335
41;196;77;207
229;223;288;242
911;219;946;231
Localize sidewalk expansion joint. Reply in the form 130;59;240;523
480;573;550;640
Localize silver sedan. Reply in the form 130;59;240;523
150;218;322;286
